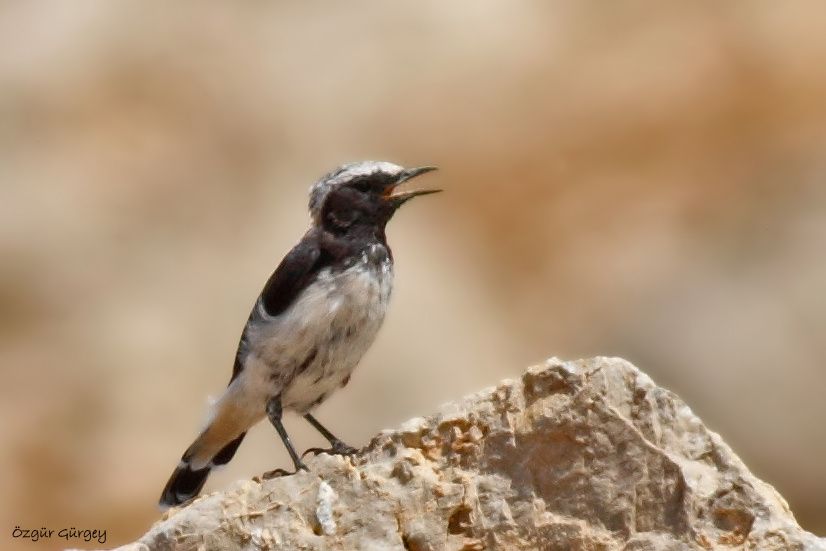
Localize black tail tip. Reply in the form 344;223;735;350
159;463;211;510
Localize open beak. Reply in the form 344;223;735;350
387;166;441;206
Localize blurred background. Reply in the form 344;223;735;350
1;1;825;548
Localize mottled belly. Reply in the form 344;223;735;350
239;254;393;413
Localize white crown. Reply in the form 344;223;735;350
308;161;405;216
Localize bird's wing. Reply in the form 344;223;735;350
228;232;325;384
260;236;324;317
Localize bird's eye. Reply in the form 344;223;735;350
352;181;372;193
327;210;357;229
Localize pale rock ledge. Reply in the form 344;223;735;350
113;357;825;551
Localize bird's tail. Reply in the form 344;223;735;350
159;430;247;509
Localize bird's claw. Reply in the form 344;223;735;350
257;468;291;481
302;442;359;458
258;463;308;481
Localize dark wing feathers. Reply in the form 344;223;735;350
260;237;323;317
229;231;328;383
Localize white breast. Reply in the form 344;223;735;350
232;245;394;414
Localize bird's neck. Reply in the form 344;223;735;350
316;225;391;262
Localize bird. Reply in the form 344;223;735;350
159;161;440;508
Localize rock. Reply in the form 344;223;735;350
112;357;825;550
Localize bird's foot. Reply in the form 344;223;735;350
256;469;290;482
302;441;358;458
257;462;308;481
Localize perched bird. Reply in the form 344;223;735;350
159;161;440;508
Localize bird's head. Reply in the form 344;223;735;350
309;161;440;235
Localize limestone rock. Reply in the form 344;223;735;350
113;357;825;550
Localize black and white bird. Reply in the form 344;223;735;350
159;161;440;508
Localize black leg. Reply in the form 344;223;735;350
265;396;308;472
302;413;358;457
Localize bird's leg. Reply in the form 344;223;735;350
265;396;308;474
302;413;358;457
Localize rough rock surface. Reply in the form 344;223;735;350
114;357;825;550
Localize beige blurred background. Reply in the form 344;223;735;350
2;1;825;548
